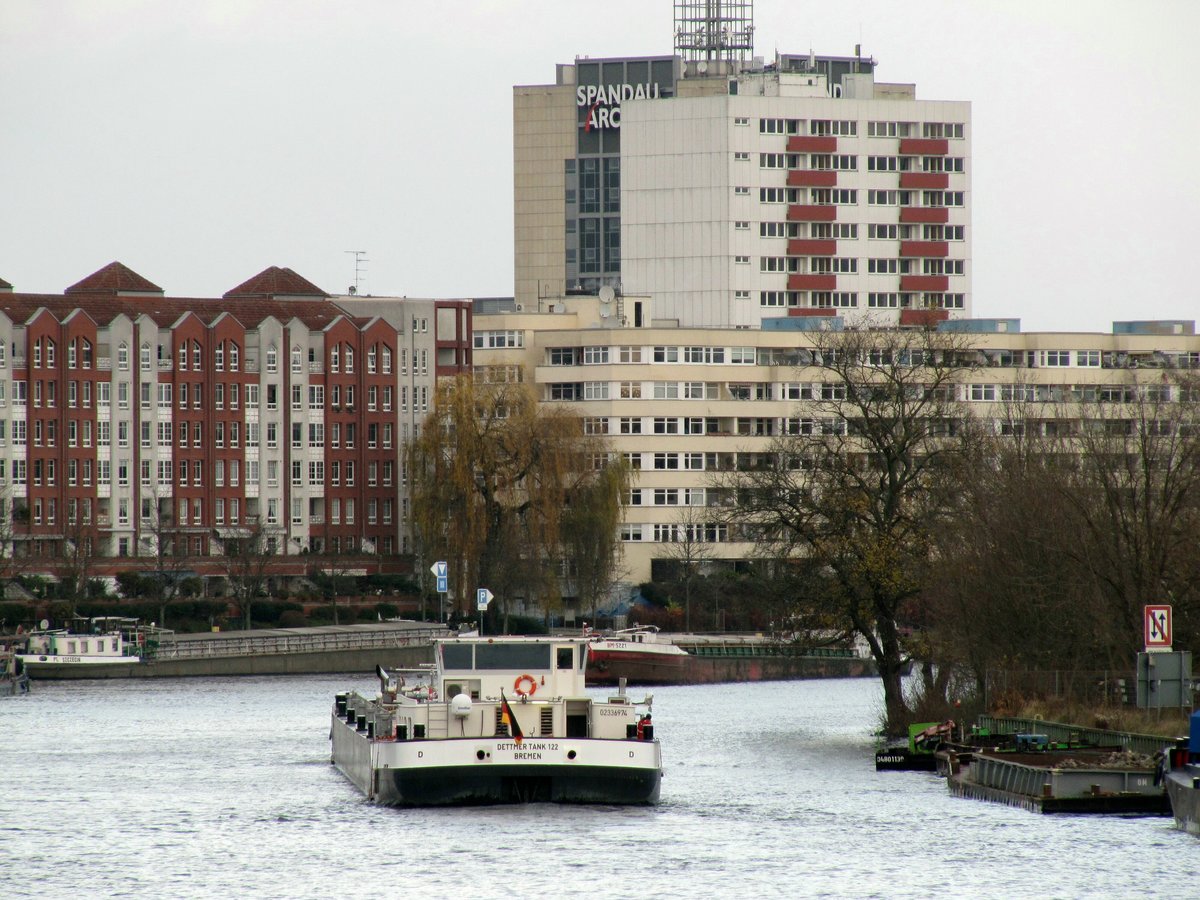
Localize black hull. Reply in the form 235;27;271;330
384;764;661;807
875;748;938;771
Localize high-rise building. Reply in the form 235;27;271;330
514;3;971;328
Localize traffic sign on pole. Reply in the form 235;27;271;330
431;561;448;594
477;588;494;610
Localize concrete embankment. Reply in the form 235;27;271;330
33;623;444;679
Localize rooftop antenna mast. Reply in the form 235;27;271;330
674;0;754;65
344;250;368;295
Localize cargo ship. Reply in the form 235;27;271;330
330;634;661;806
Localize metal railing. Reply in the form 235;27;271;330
159;626;446;661
976;715;1172;757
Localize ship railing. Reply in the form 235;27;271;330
156;627;446;660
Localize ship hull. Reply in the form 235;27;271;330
1166;768;1200;835
331;713;661;806
16;655;143;679
586;648;687;685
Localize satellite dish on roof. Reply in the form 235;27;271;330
598;285;616;303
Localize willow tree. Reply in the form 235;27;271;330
409;375;625;629
562;456;631;625
715;326;976;733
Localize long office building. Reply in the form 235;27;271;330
474;299;1199;604
514;2;971;328
0;263;471;576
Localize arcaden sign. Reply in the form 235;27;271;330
576;82;662;130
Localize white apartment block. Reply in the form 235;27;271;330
620;71;971;328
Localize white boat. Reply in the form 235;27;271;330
16;617;170;678
330;635;661;806
586;625;689;685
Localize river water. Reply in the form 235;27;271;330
3;674;1198;899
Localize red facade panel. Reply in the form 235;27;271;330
786;170;837;188
787;308;837;317
787;239;838;256
899;138;949;155
787;205;837;222
899;241;950;258
899;275;950;292
787;274;837;291
899;207;950;224
899;309;951;327
899;172;949;190
786;135;838;153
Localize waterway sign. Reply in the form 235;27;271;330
1145;604;1172;652
431;560;448;593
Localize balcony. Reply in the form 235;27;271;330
786;170;836;188
157;359;172;371
899;241;949;258
899;275;950;292
788;274;837;291
787;135;837;153
787;205;837;222
787;239;837;256
899;138;949;155
899;207;949;224
899;172;949;190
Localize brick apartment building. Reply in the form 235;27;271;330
0;262;471;581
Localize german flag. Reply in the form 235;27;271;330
500;690;523;745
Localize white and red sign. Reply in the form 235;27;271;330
1144;604;1172;652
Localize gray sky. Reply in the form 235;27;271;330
2;0;1195;331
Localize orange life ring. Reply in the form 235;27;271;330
513;674;537;697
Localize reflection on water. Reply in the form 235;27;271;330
1;674;1194;899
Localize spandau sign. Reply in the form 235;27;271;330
576;82;662;130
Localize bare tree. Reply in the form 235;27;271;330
661;504;715;632
220;520;275;630
142;491;191;627
715;325;977;732
59;515;102;608
562;455;630;627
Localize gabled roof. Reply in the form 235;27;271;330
0;276;12;291
65;262;163;295
0;265;351;332
224;266;327;299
